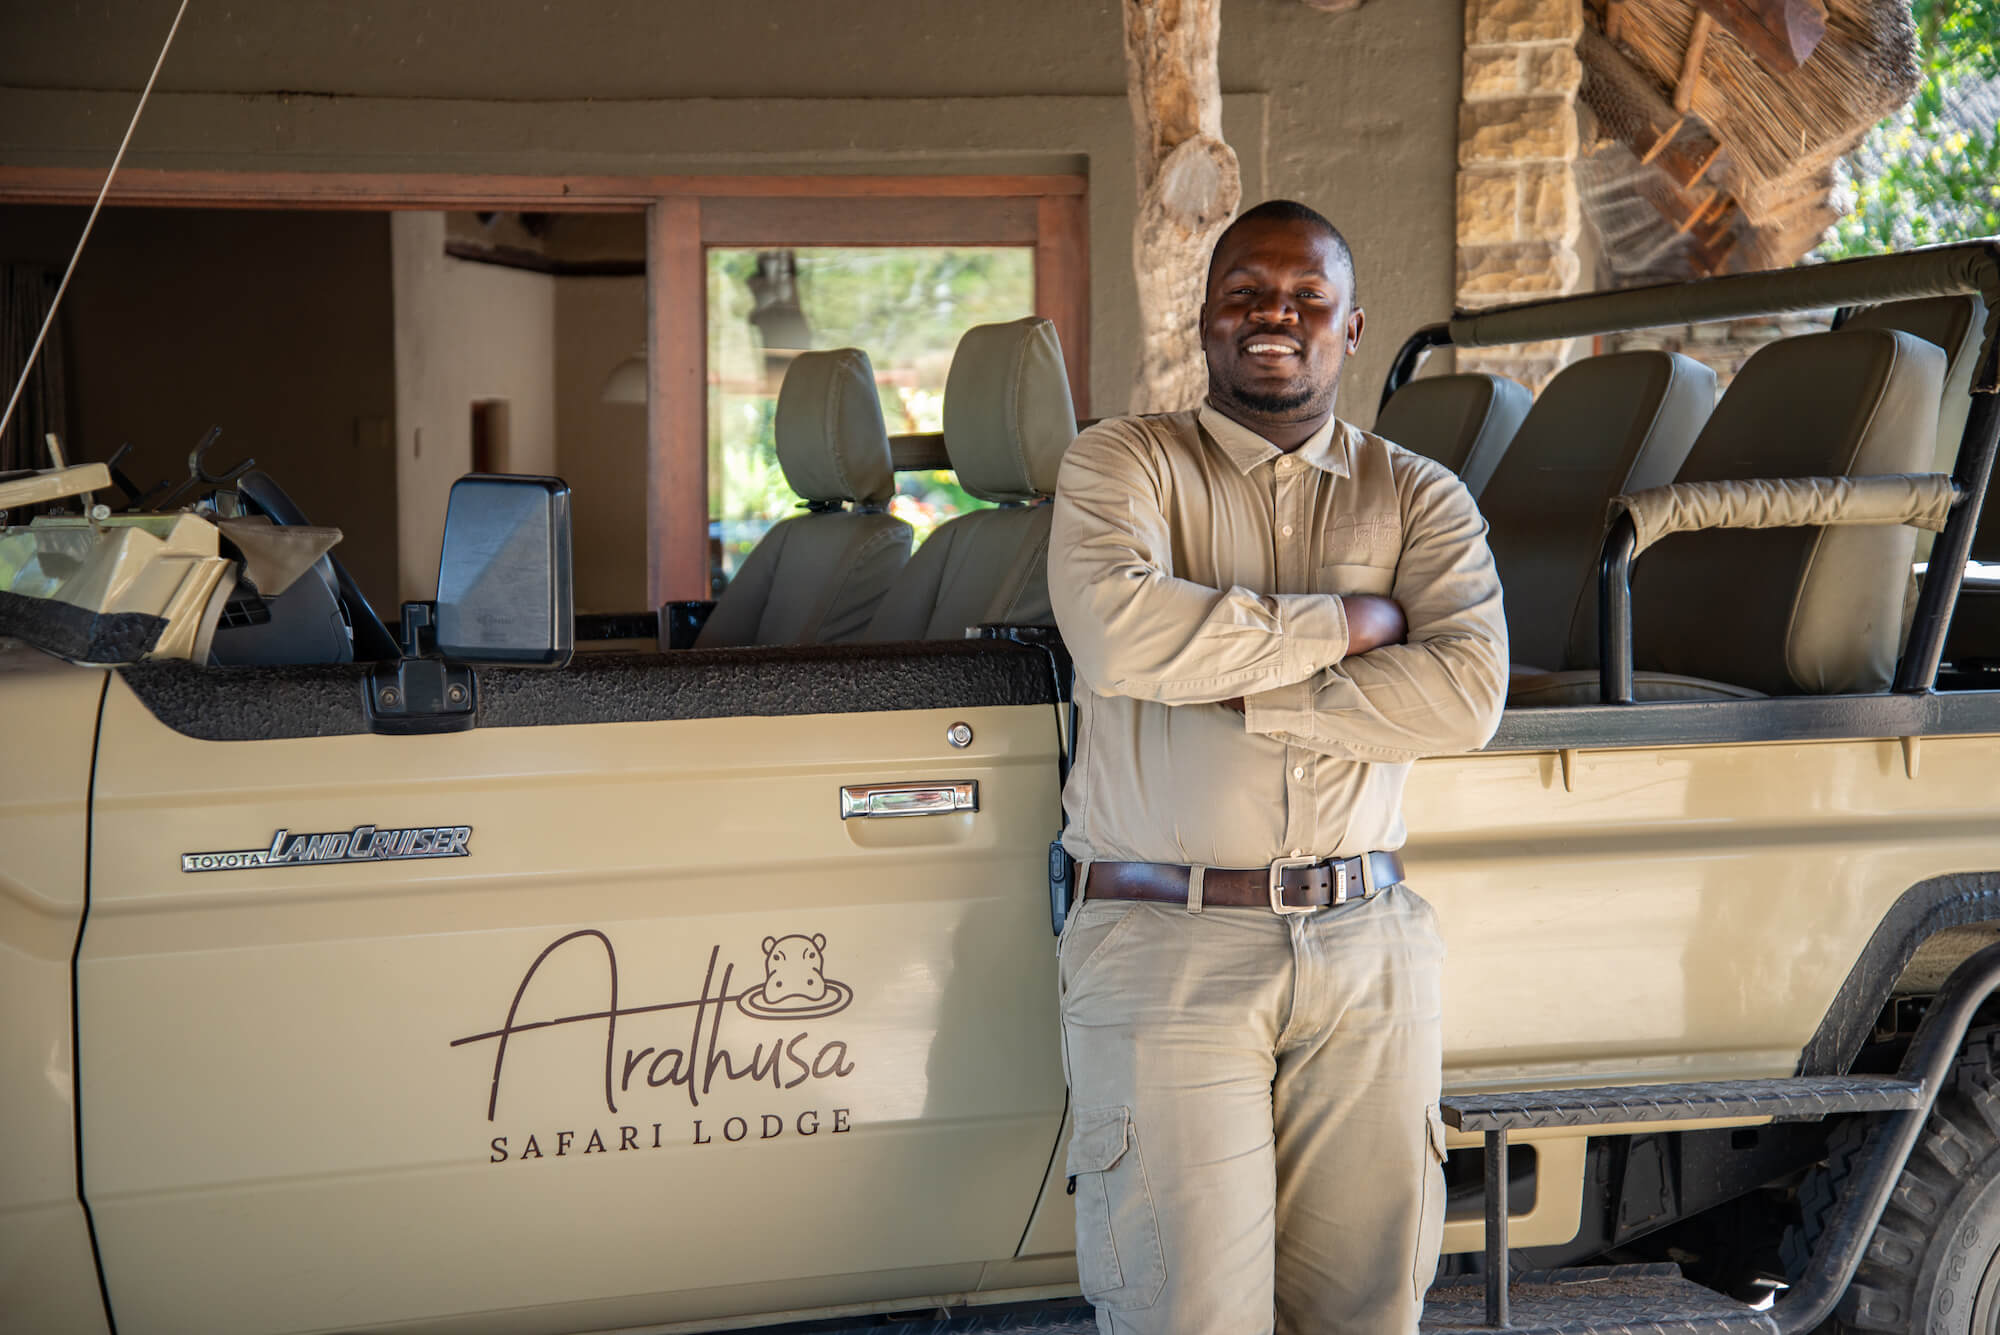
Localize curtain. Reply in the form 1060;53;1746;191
1;265;69;474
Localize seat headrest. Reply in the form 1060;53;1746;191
775;348;895;506
1373;372;1532;496
1478;349;1715;670
942;317;1077;503
1845;293;1992;557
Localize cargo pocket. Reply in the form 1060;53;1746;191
1067;1105;1166;1311
1414;1104;1450;1300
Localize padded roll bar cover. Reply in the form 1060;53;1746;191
943;317;1077;504
1612;474;1958;556
1624;328;1945;696
1373;372;1532;498
1479;350;1715;671
774;348;896;506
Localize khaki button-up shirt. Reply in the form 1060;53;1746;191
1050;404;1508;868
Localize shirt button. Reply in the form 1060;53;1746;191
1293;766;1305;779
1281;524;1294;537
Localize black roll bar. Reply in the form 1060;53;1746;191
1896;364;2000;690
1596;513;1638;705
1379;323;1451;413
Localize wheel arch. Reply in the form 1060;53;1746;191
1799;872;2000;1077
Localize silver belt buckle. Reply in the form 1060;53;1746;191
1268;855;1338;915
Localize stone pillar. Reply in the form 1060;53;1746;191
1455;0;1585;390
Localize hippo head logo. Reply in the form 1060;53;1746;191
736;931;854;1020
762;933;827;1005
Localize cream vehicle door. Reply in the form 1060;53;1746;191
78;643;1068;1334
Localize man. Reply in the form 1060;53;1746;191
1048;199;1509;1334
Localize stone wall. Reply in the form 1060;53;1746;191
1456;0;1585;389
1606;311;1836;391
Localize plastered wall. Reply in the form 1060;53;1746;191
390;212;557;604
554;276;649;612
1;0;1466;426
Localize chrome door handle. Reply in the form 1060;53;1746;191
839;781;979;819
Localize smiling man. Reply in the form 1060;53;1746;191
1048;200;1509;1334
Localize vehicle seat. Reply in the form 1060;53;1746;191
861;318;1076;641
1373;372;1532;498
1844;294;1988;482
1481;351;1716;671
1845;295;2000;668
695;349;913;647
1511;328;1945;704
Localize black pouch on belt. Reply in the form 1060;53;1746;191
1049;839;1077;936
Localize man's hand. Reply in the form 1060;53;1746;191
1342;595;1407;655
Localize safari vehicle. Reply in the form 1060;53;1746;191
5;239;2000;1335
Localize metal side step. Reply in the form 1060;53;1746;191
1440;1074;1924;1133
1422;1265;1776;1335
1440;1075;1921;1328
736;1267;1770;1335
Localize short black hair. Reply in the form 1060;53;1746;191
1205;199;1357;306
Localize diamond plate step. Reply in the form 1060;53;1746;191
1422;1265;1777;1335
1441;1074;1924;1133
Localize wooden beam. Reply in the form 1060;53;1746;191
0;166;1087;210
1640;116;1686;165
1692;0;1827;74
1675;188;1721;234
1125;0;1240;414
1677;140;1726;190
646;198;708;608
1674;11;1716;114
1035;193;1093;417
699;195;1038;247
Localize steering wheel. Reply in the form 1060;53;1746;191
234;471;403;661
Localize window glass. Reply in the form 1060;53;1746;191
705;247;1034;589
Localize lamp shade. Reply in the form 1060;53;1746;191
600;352;647;405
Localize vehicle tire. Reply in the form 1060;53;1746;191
1784;1025;2000;1334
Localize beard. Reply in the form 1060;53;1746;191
1234;382;1315;413
1210;365;1335;421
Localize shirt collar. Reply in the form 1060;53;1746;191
1197;403;1352;479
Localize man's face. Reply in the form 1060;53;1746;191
1199;218;1363;425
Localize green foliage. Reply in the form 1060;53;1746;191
706;247;1034;572
1817;0;2000;259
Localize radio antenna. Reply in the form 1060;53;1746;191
0;0;193;454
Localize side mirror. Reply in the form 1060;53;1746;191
435;473;573;667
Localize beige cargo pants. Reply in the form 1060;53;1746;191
1058;884;1448;1335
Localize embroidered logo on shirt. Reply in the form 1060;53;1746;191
1327;513;1402;549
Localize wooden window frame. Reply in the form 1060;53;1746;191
0;168;1089;605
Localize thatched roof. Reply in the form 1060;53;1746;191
1578;0;1919;277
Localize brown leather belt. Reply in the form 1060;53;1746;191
1084;851;1405;914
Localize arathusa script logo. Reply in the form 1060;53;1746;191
448;929;858;1124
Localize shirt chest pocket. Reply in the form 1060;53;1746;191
1317;561;1397;597
1316;511;1401;594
